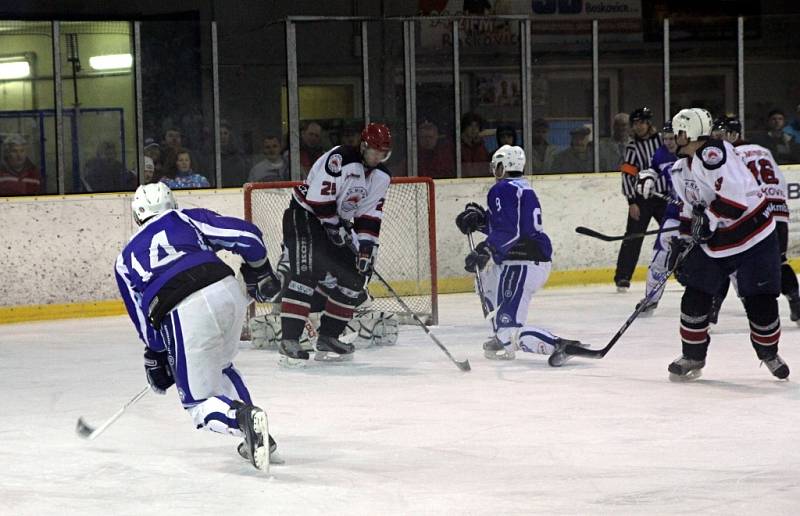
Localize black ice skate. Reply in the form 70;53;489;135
547;338;588;367
233;402;270;473
483;336;515;360
238;434;284;465
668;356;706;381
279;338;310;368
761;353;790;380
315;334;355;362
788;296;800;325
616;279;630;293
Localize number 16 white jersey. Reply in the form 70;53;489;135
734;142;788;222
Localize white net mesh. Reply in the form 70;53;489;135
245;178;438;325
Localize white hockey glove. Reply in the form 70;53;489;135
635;168;659;199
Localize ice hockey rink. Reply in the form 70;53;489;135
2;282;799;515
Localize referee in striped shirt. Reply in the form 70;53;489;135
614;107;668;292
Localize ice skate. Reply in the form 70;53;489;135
238;434;284;465
616;279;630;293
761;353;790;380
314;334;355;362
483;336;515;360
233;402;270;473
278;338;309;368
788;296;800;325
635;298;658;317
548;338;589;367
668;356;705;382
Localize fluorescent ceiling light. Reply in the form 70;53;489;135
0;60;31;80
89;53;132;71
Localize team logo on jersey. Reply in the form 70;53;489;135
499;314;512;325
702;147;723;166
327;153;343;174
341;186;367;213
682;179;701;205
715;177;723;191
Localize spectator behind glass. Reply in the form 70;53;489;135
299;121;325;174
340;123;362;149
0;134;41;196
144;156;156;183
529;118;559;173
85;140;136;192
784;104;800;142
495;124;517;147
160;148;210;189
599;112;630;171
552;125;594;173
417;119;455;179
460;112;490;177
144;138;162;180
752;109;800;165
248;135;289;182
162;126;183;151
220;121;250;187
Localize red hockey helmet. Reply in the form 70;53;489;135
361;122;392;152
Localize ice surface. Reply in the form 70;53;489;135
2;283;800;515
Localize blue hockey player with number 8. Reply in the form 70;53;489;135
456;145;586;365
115;182;282;473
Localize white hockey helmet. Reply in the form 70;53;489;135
490;145;526;179
672;108;712;142
131;182;177;225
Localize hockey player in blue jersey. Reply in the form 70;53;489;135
634;121;681;313
455;145;585;366
115;183;282;473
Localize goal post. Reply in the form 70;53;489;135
243;177;438;327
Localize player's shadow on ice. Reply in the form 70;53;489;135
682;378;797;396
280;362;421;377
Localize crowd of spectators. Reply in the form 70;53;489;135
4;102;800;198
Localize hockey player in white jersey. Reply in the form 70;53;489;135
666;108;788;381
277;122;392;364
455;145;585;366
115;183;282;473
707;115;800;323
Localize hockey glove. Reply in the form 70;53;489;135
241;261;282;303
455;202;488;234
464;241;493;273
323;222;347;247
144;347;174;395
690;205;714;243
356;240;378;275
635;168;659;199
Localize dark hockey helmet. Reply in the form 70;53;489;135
662;120;673;134
712;115;742;135
630;107;653;122
361;123;392;152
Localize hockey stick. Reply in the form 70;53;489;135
563;241;696;359
76;386;150;440
575;226;667;242
372;268;471;372
467;232;492;318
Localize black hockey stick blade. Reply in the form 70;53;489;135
75;417;95;439
575;226;664;242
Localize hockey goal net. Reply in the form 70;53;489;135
243;177;438;326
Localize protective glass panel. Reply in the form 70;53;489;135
0;20;56;196
531;19;594;174
139;21;215;189
59;21;136;193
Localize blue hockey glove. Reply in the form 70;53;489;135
356;240;378;275
144;347;174;394
323;222;347;247
241;261;281;302
464;241;493;273
690;205;713;243
455;202;488;235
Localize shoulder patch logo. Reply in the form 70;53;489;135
327;153;343;174
702;147;723;166
715;177;723;191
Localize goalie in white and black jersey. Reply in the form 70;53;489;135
275;122;393;365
